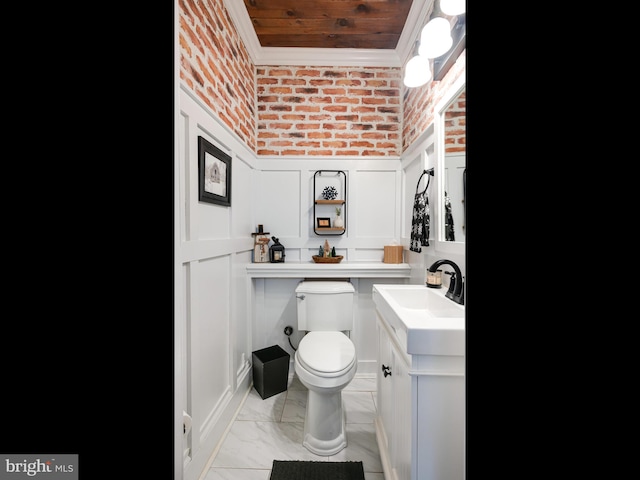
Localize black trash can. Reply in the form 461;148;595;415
252;345;290;399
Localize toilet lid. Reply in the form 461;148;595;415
297;331;356;374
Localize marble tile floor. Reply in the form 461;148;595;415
202;374;385;480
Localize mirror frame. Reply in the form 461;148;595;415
434;74;466;256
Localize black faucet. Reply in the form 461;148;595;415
428;259;464;305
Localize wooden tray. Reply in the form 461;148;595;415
312;255;343;264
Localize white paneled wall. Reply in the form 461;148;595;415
176;85;434;480
257;170;302;240
254;160;404;262
247;159;410;375
192;255;230;414
178;88;257;480
354;171;398;238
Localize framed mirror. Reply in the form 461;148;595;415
434;74;465;255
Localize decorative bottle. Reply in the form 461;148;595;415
334;206;344;228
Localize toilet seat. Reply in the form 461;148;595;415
297;331;356;377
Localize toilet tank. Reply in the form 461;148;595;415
295;281;355;332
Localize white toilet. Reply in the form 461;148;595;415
294;280;357;456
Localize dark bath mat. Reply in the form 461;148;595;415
269;460;365;480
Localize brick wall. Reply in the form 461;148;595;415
178;0;464;158
402;81;436;152
256;66;402;156
445;91;465;153
179;0;256;151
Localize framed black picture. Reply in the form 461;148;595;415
198;136;231;206
317;217;331;228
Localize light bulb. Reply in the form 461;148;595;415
440;0;466;16
403;55;431;88
418;17;453;59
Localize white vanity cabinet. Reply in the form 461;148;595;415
376;311;412;480
373;285;465;480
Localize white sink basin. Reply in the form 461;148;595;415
381;285;464;316
372;284;465;355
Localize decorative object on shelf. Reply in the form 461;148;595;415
269;236;285;263
383;244;404;264
322;185;338;200
312;255;343;263
198;136;231;206
251;224;271;263
311;239;343;263
317;217;331;228
333;207;344;228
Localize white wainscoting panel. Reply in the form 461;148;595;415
256;170;301;239
179;88;259;480
354;170;398;238
231;156;255;241
192;255;230;437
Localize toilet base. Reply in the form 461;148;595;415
302;388;347;456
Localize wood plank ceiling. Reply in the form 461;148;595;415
243;0;415;49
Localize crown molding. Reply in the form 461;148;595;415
253;46;402;67
223;0;434;68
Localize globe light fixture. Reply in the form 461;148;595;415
440;0;466;16
418;17;453;59
403;55;431;88
403;0;465;88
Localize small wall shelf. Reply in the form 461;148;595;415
313;170;346;236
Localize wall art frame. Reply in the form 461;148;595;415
317;217;331;228
198;135;231;206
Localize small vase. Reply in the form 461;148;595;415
334;215;344;228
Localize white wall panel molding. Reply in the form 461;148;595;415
180;239;253;263
401;124;435;170
256;157;400;169
246;262;410;278
199;386;232;444
231;250;253;394
183;376;250;480
249;237;405;250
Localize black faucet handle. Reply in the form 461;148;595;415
444;271;457;295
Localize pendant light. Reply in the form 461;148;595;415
418;17;453;59
440;0;466;16
403;0;464;88
403;54;431;88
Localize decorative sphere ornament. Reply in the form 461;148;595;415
322;186;338;200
